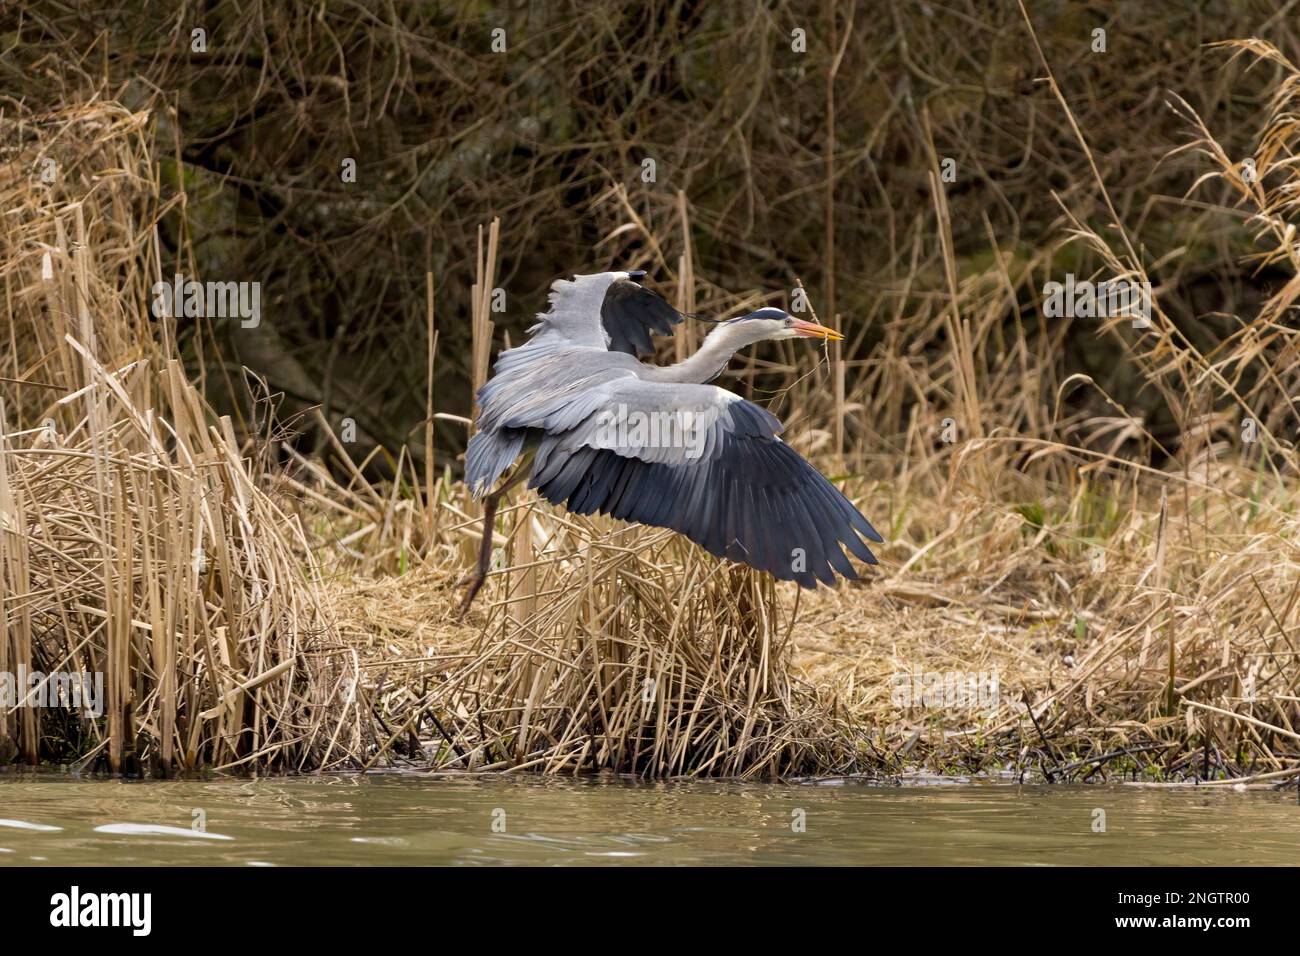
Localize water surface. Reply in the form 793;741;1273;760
0;773;1296;865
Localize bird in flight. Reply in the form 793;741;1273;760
459;271;882;614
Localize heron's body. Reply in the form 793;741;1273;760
460;271;881;611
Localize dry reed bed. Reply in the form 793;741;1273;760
310;499;872;777
782;37;1300;784
0;103;367;772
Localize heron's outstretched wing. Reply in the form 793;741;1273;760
526;272;682;357
527;380;882;587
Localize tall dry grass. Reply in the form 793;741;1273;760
0;102;370;772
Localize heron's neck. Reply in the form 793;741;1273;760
652;325;749;384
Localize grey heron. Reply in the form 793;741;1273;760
459;270;882;614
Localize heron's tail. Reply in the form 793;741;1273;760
464;428;526;497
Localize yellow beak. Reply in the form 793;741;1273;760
791;320;844;342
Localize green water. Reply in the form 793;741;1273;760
0;773;1297;866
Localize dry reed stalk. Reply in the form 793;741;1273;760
470;218;501;403
424;270;439;552
674;189;697;363
461;219;502;572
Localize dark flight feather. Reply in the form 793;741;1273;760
530;416;881;589
599;277;684;357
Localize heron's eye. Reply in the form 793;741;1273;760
783;317;793;326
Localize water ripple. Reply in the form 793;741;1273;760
94;823;234;841
0;818;62;832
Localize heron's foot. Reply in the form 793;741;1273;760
456;571;487;621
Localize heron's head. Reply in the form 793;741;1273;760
724;307;844;345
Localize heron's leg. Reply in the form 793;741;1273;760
457;455;533;619
458;490;501;616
